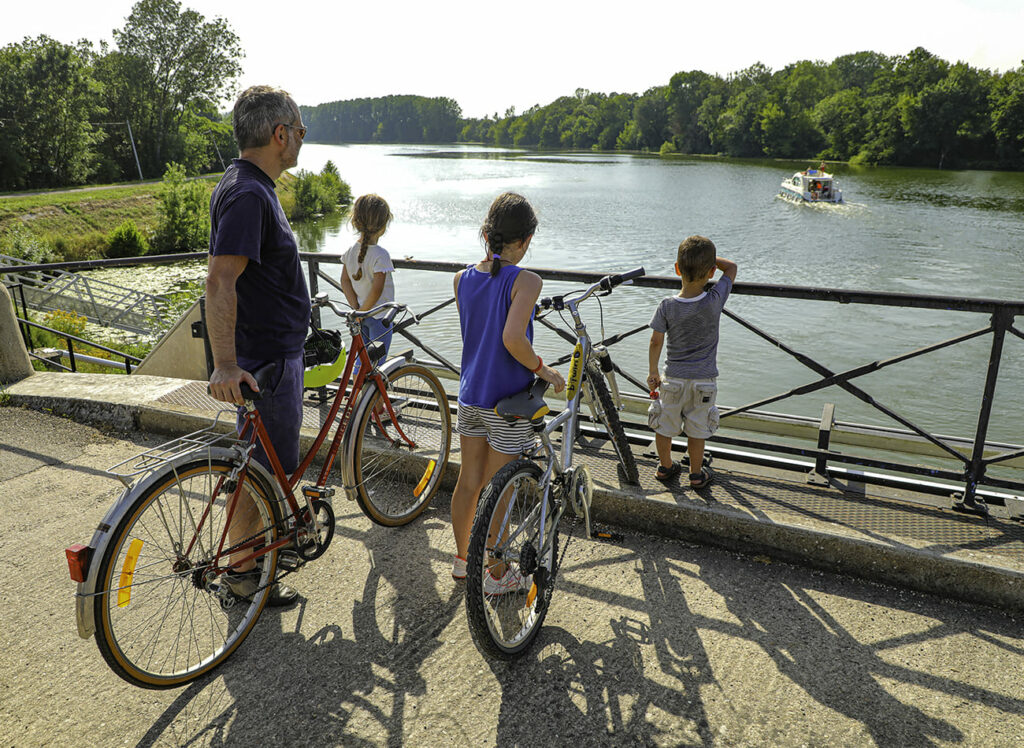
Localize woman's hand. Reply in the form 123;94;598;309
539;364;566;394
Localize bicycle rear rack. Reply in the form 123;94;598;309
106;411;245;488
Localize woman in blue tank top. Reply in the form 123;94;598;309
449;193;565;587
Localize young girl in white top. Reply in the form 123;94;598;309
341;194;396;359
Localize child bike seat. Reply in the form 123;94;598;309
494;379;550;424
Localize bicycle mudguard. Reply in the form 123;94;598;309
494;379;550;424
339;351;415;500
72;447;280;639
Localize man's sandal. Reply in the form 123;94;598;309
689;466;714;489
655;462;682;482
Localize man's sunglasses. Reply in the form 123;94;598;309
275;123;307;139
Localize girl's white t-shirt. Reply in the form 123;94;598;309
342;242;395;316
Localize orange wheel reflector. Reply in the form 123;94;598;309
413;459;436;498
526;582;537;608
117;539;144;608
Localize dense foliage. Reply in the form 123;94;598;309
301;95;463;144
152;162;211;253
454;51;1024;169
0;0;239;190
289;161;353;220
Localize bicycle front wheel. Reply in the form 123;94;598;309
466;459;557;660
351;363;451;526
93;459;280;688
585;364;640;484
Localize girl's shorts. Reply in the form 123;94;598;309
648;377;720;439
456;403;536;455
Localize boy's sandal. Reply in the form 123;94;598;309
655;462;682;482
689;466;714;489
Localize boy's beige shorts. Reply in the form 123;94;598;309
648;376;719;439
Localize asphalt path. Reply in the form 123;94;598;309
2;405;1023;746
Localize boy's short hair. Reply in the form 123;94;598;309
677;235;716;282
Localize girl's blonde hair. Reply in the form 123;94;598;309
350;194;392;280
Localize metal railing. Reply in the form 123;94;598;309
301;254;1024;515
0;253;170;333
4;252;1022;515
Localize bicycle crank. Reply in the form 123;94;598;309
293;499;336;561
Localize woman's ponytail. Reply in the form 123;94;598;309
489;232;504;277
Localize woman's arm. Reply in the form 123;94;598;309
340;265;359;309
503;271;565;393
358;271;388;312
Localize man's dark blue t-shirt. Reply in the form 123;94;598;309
209;159;311;360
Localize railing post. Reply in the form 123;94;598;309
955;308;1013;514
807;403;835;486
308;260;322;329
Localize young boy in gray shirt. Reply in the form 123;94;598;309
647;235;738;488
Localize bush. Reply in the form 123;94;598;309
106;219;149;258
290;164;352;220
659;140;679;155
152;162;211;254
0;224;56;263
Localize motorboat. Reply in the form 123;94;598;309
779;167;843;203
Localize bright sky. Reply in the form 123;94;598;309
5;0;1023;119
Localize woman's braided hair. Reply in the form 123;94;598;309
350;193;393;281
480;192;537;277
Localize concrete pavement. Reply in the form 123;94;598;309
3;405;1024;746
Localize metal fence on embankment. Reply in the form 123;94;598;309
4;252;1023;517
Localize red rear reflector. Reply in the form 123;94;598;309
66;544;90;583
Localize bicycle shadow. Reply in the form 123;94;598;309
136;508;462;747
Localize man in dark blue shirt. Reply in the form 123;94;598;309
207;85;311;606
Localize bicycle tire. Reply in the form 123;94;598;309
466;459;558;659
585;364;640;484
94;459;280;688
351;363;451;526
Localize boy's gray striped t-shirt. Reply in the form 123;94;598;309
649;276;733;379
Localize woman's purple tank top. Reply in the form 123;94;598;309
457;264;534;408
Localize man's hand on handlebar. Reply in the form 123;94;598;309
209;363;258;406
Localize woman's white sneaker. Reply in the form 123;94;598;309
483;566;531;595
452;555;467;580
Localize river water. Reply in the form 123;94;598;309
294;143;1024;444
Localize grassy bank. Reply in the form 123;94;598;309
0;172;302;263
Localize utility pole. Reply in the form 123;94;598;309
125;121;144;181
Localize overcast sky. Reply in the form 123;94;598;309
5;0;1023;118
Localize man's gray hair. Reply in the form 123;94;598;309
232;86;298;151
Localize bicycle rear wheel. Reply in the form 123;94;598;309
94;459;280;688
585;364;640;484
466;459;558;660
351;363;451;526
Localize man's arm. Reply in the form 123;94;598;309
206;254;257;405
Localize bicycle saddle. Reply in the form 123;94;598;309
494;378;550;424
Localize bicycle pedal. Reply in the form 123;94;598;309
278;550;303;572
302;485;335;500
590;527;624;542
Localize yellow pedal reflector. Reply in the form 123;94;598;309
117;538;144;608
413;459;436;497
526;581;537;608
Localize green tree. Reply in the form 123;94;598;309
900;62;990;168
112;0;243;174
152;162;211;253
814;89;868;160
990;65;1024;165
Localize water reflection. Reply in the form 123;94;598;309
293;211;348;253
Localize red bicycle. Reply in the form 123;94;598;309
66;294;451;688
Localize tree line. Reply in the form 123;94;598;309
305;49;1024;171
0;0;240;191
456;49;1024;169
301;96;462;144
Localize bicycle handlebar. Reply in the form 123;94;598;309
312;293;415;326
537;266;645;312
